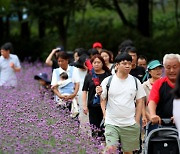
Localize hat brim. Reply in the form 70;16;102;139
149;64;163;70
34;75;51;84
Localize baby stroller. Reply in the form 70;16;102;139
143;119;180;154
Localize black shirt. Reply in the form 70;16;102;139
130;66;145;83
149;77;174;118
82;71;111;107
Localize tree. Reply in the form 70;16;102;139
137;0;150;37
0;0;11;40
90;0;129;26
90;0;151;37
174;0;180;28
28;0;86;49
28;0;49;38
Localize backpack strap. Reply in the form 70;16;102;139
110;63;115;72
106;75;113;102
106;75;138;103
133;76;138;101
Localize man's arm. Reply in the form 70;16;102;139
141;97;148;126
135;98;143;124
100;98;107;118
148;100;157;116
10;62;21;72
148;100;161;124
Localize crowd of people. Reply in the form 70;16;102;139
0;41;180;154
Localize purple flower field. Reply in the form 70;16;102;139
0;63;103;154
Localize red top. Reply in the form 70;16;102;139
148;77;174;104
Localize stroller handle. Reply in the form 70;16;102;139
161;118;174;126
145;118;174;131
144;118;176;141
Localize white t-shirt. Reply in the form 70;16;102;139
101;74;146;127
173;99;180;139
0;54;21;87
74;68;87;109
74;68;87;95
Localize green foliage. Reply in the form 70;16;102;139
0;0;11;11
0;0;179;62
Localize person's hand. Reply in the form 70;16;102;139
64;94;75;100
142;116;148;127
103;112;106;119
171;116;175;124
83;106;88;115
51;48;58;54
9;62;14;68
59;95;66;99
150;115;161;124
96;86;102;95
61;95;69;101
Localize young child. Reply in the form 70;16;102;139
34;73;52;98
52;72;79;117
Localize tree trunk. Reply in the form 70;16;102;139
58;17;67;50
18;11;30;39
0;17;4;40
21;21;30;39
160;0;166;13
38;19;45;38
113;0;128;25
5;15;10;37
137;0;150;37
149;0;153;36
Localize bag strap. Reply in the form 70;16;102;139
106;75;138;102
106;75;113;102
110;63;115;72
133;76;138;101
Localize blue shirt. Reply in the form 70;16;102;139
58;82;74;95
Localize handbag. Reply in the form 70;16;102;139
70;98;79;118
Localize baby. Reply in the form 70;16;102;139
52;72;79;117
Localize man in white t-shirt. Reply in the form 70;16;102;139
0;42;21;87
100;52;146;154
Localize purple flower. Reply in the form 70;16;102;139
0;62;102;153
